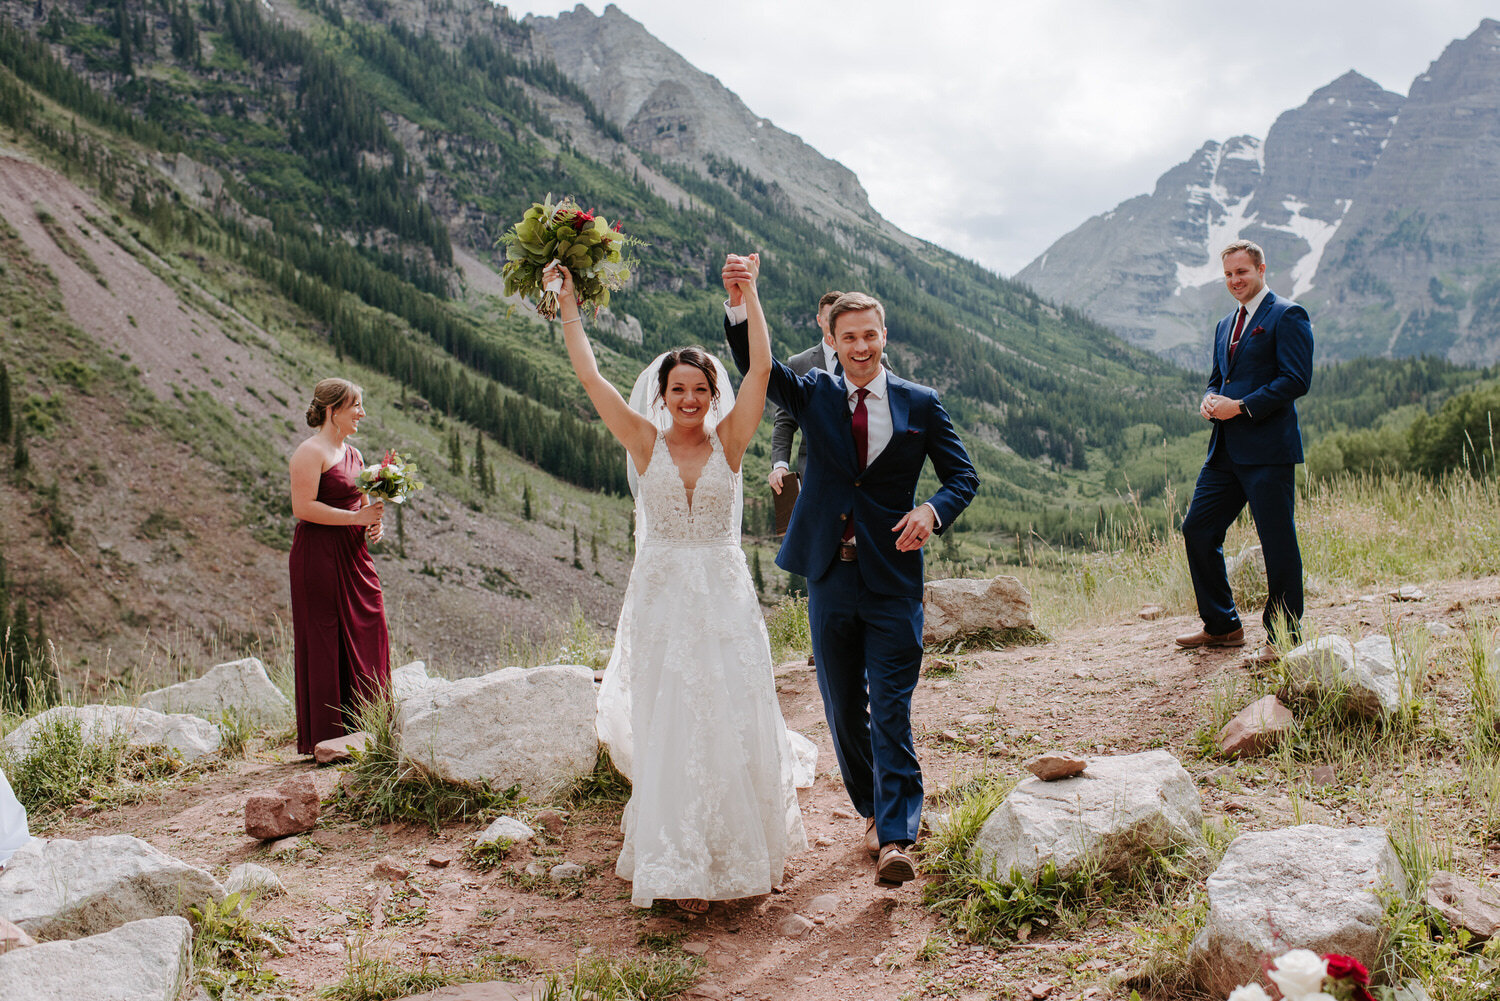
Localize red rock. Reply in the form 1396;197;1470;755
373;856;411;880
244;774;321;839
313;731;370;765
427;853;454;868
0;917;35;954
532;809;566;834
1024;751;1087;780
1217;695;1294;758
778;913;815;938
1427;870;1500;941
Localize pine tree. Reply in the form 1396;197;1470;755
471;430;493;496
572;527;582;569
522;481;533;521
12;423;27;471
0;360;11;444
751;548;765;595
447;427;463;476
590;531;598;567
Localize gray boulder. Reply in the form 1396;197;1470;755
391;660;440;702
399;665;598;800
138;657;291;724
2;705;220;764
0;915;191;1001
1187;825;1406;994
1281;635;1402;716
0;835;225;940
922;576;1036;646
975;750;1203;885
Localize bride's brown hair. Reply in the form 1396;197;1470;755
656;347;720;403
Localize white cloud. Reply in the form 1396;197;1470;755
506;1;1496;274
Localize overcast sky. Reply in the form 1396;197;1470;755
506;2;1496;276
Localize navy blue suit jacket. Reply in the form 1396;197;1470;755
725;325;978;598
1206;290;1314;466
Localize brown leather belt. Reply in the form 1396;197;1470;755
837;541;858;562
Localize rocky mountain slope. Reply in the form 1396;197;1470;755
1019;19;1500;369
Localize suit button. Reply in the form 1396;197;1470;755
854;480;861;487
838;513;847;521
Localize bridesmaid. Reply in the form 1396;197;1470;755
287;378;391;755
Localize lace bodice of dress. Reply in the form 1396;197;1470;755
638;429;737;543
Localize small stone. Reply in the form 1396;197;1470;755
1223;800;1253;813
808;893;840;915
813;837;834;848
930;680;950;690
829;807;857;820
1023;750;1087;780
940;729;962;742
686;986;727;1001
778;914;815;938
0;917;36;954
1200;765;1233;784
1031;984;1055;1000
268;836;302;861
372;856;410;881
224;863;285;899
548;862;584;882
682;941;709;956
959;714;988;725
1138;605;1165;621
524;862;547;877
533;809;566;835
1426;622;1453;639
427;854;453;868
477;816;536;846
1391;586;1426;601
1427;870;1500;941
1217;695;1294;758
244;774;321;840
1311;764;1337;786
313;731;370;765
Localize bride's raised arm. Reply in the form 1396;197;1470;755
715;253;769;469
546;262;656;472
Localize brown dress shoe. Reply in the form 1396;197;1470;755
864;817;879;858
1244;645;1281;666
1174;627;1245;649
876;843;917;884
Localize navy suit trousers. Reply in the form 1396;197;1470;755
807;559;924;846
1182;460;1304;640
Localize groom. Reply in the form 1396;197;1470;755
723;256;978;884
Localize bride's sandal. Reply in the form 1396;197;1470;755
675;898;711;915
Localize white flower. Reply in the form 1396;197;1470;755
1226;985;1273;1001
1266;949;1329;999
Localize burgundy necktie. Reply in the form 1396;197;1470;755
1228;306;1247;359
842;387;869;542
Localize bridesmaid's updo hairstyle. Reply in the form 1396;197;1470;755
656;347;720;403
305;377;363;428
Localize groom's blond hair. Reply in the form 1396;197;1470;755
828;292;886;335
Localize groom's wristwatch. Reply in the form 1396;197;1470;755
1236;400;1250;418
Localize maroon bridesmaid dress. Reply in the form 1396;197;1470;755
289;445;391;754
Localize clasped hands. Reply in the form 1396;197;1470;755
721;253;759;305
1201;394;1243;421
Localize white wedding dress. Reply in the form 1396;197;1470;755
597;425;808;906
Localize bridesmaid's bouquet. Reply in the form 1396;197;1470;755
356;450;425;505
498;193;636;318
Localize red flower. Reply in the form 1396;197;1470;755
570;209;594;232
611;220;622;232
1322;954;1369;984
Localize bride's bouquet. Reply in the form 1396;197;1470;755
356;450;426;505
498;194;636;318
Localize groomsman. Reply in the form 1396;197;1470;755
723;256;979;885
767;290;845;498
1177;240;1313;664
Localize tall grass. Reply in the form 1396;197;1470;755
1010;468;1500;632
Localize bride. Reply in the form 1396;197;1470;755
546;256;807;912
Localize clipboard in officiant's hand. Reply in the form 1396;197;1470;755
773;472;800;537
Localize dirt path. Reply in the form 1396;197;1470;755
43;573;1500;1001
